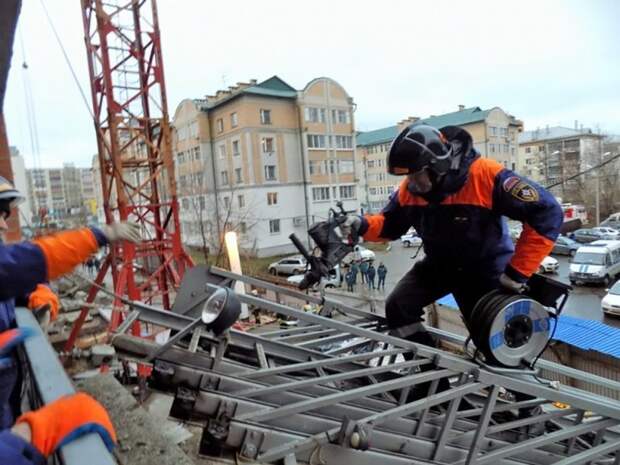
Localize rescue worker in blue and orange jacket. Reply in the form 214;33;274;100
0;176;141;429
340;124;563;397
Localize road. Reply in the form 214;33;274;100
359;242;619;328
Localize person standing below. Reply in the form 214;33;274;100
345;269;355;292
359;260;369;285
377;262;388;291
367;262;376;290
350;261;359;284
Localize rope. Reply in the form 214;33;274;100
38;0;94;120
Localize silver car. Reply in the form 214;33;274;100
268;256;307;276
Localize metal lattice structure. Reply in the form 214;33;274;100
67;0;192;350
112;267;620;465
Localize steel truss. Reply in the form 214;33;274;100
112;266;620;465
67;0;192;351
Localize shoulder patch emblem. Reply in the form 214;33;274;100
502;176;520;192
510;181;539;202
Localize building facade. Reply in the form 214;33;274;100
517;126;605;204
9;147;32;224
26;163;98;224
356;106;523;213
171;76;358;257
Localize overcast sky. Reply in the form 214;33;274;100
4;0;619;168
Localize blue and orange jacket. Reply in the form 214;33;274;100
360;129;563;283
0;227;107;333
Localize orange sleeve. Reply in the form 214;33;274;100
363;214;386;242
32;228;99;280
509;224;555;278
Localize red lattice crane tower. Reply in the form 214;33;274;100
66;0;193;350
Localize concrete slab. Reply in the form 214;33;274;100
76;374;195;465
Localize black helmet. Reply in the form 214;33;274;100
387;124;453;176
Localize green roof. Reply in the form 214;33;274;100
204;76;297;110
357;107;492;147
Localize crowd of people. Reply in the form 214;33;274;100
344;260;388;293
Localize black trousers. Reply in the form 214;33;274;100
385;258;501;340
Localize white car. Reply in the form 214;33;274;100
268;255;307;276
539;256;559;273
400;233;422;248
602;280;620;316
592;227;620;240
287;265;342;288
342;245;375;265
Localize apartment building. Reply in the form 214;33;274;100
357;106;523;212
172;76;357;257
518;125;605;203
27;163;97;222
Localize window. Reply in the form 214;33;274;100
181;198;189;209
500;127;508;136
367;160;375;168
369;187;377;195
223;196;230;208
178;126;187;141
331;109;351;124
232;140;240;156
525;147;531;154
199;196;206;210
329;160;337;174
230;112;238;128
264;165;277;181
491;126;497;135
262;137;274;153
179;175;187;188
218;144;226;159
334;135;353;149
339;185;355;199
221;171;229;185
490;144;495;154
307;134;326;149
503;144;509;153
192;146;201;160
304;107;326;123
178;152;186;164
216;118;223;133
190;121;198;138
239;222;247;234
339;160;354;174
267;192;278;205
195;173;204;186
235;168;243;184
511;162;516;170
238;195;245;208
312;187;330;201
260;109;271;125
269;219;280;234
309;160;319;175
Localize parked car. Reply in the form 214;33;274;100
539;256;559;273
287;265;342;288
268;255;307;276
569;228;605;243
342;245;375;265
400;232;422;247
551;236;580;257
600;212;620;231
592;227;620;240
602;280;620;316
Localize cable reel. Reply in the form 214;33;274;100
469;275;571;368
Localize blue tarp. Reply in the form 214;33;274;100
435;294;620;359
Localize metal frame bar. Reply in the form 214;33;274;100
110;271;620;465
15;308;116;465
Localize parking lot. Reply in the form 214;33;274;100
362;242;619;328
